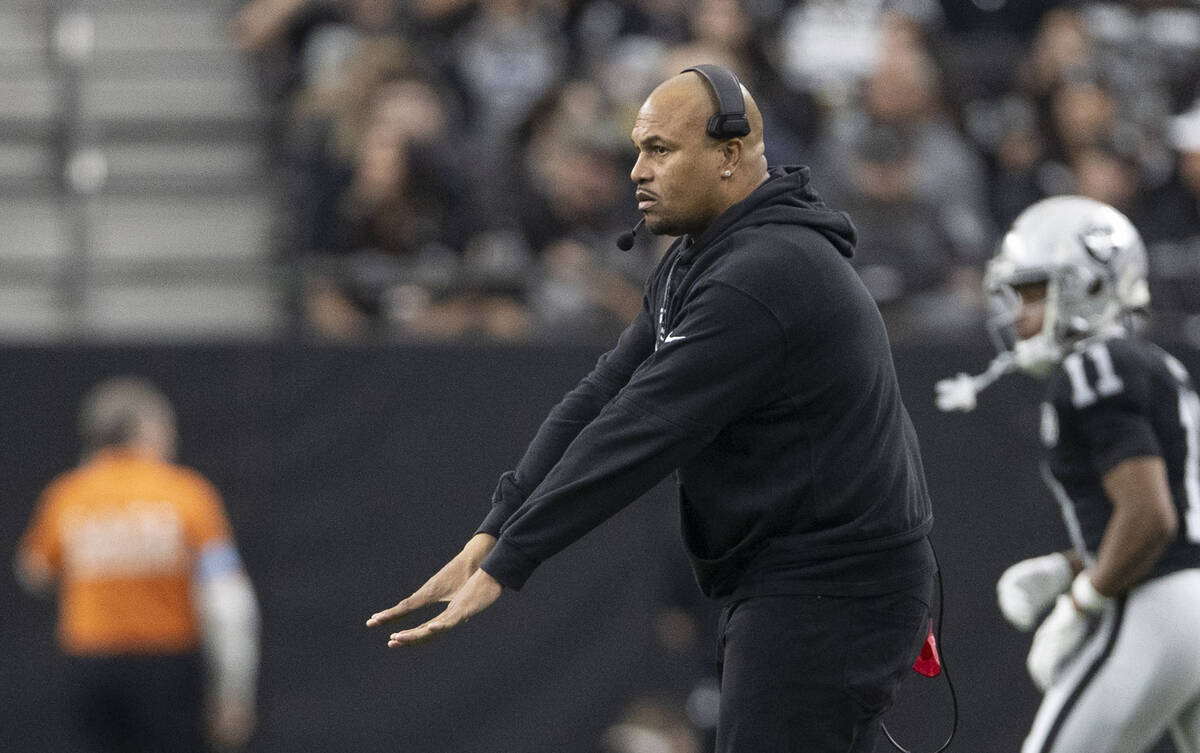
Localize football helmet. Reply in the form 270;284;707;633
984;195;1150;376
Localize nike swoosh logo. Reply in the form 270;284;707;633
663;334;686;344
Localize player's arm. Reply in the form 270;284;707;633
14;487;63;598
1026;457;1176;690
1067;346;1178;607
1026;345;1174;689
1085;455;1177;599
193;540;261;748
14;549;55;597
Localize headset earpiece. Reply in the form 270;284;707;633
681;64;751;140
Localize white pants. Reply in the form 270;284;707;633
1024;569;1200;753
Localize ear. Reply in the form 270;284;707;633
720;139;743;175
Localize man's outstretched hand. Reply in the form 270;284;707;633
383;569;502;647
366;533;501;647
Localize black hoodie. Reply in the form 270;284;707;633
479;166;934;601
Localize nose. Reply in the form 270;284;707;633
630;152;650;184
1015;303;1043;340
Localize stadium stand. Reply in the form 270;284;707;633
0;0;283;341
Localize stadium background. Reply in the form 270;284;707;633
1;1;1198;752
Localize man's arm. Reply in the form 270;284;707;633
481;281;788;590
374;282;788;646
477;309;656;536
366;531;496;633
369;311;654;640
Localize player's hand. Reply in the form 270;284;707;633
935;372;979;412
386;568;502;647
1026;594;1093;691
997;552;1074;631
366;533;495;629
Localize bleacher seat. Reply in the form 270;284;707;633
84;281;284;340
0;197;68;265
87;194;271;263
0;0;284;341
0;284;70;340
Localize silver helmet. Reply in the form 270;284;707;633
984;195;1150;376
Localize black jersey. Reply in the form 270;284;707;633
1041;335;1200;581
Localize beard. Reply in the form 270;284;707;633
645;213;687;238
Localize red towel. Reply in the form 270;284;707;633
912;620;942;677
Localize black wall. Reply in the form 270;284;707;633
2;341;1195;753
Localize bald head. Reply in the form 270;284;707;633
630;70;769;237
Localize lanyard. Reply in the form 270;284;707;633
656;250;685;350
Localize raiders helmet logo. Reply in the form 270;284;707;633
1079;223;1119;265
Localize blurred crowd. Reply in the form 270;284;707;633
228;0;1200;346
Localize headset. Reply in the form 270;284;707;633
617;65;750;251
681;64;751;140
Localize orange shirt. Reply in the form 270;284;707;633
19;449;234;655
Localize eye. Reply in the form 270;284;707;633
652;145;669;156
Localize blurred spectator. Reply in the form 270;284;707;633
513;79;654;337
1048;72;1119;159
230;0;1200;344
1070;141;1141;213
281;39;476;337
1143;100;1200;343
566;0;689;79
814;23;991;337
684;1;818;163
1017;6;1093;101
978;95;1049;228
602;696;701;753
230;0;406;146
15;377;260;753
449;0;567;213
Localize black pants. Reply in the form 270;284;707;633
715;580;934;753
65;652;206;753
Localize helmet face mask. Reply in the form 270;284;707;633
986;272;1061;377
983;196;1150;377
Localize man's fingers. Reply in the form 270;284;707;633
366;592;431;627
377;569;500;645
365;600;408;627
388;617;453;647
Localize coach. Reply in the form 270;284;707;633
369;65;937;753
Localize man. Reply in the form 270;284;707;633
369;66;936;752
937;196;1200;753
15;376;261;753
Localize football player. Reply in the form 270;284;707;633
937;195;1200;753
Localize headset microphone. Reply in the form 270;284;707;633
616;218;645;251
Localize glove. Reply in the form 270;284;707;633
1026;572;1110;692
935;373;979;412
996;552;1074;631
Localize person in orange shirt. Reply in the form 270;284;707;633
15;376;260;753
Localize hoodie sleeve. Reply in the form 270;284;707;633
481;281;788;589
476;309;657;536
